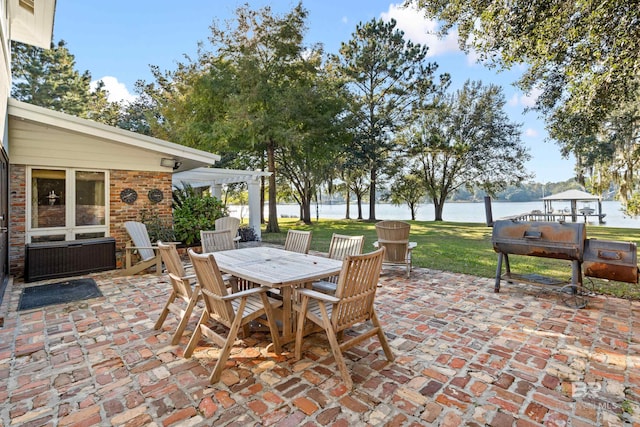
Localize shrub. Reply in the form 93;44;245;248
172;184;228;245
238;225;258;242
138;208;175;243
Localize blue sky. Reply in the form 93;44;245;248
53;1;576;183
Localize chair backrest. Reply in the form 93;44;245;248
328;234;365;260
284;230;312;254
375;220;410;263
157;241;191;299
125;221;156;261
332;248;385;332
215;216;241;237
201;229;235;253
188;249;235;326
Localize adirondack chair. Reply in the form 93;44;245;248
294;247;394;390
184;249;283;384
284;230;312;254
155;241;201;345
215;216;241;248
373;220;417;278
312;234;364;294
122;221;162;275
200;229;235;253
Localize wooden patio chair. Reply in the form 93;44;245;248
373;220;417;278
155;241;201;345
184;249;282;384
215;216;241;248
122;221;162;275
201;229;235;253
284;230;312;254
312;233;364;294
294;247;394;390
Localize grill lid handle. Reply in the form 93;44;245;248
597;250;623;261
523;230;542;239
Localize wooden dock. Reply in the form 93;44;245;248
502;211;607;224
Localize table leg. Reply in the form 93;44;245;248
280;286;293;343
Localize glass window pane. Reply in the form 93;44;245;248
75;232;106;240
31;235;66;243
76;171;106;226
31;169;65;228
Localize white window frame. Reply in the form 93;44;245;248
26;167;110;243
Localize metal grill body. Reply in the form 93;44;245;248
583;239;638;283
492;220;586;292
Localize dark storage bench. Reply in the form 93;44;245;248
24;237;116;282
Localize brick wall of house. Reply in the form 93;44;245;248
110;170;173;268
8;166;173;277
9;164;26;277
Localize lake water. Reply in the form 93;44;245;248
230;200;640;229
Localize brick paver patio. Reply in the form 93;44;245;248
0;263;638;426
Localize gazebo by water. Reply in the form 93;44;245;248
542;189;606;224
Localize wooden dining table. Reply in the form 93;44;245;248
211;246;343;343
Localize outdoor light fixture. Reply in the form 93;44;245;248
47;190;59;205
160;158;178;168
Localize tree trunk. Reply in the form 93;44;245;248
368;168;377;220
345;184;351;219
265;140;280;233
356;194;363;219
260;156;266;224
433;200;444;221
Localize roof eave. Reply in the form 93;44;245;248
8;99;221;170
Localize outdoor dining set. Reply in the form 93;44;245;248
123;218;418;390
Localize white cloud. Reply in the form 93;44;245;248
90;76;136;103
525;128;539;137
342;16;348;24
508;94;519;107
381;3;460;57
507;88;542;108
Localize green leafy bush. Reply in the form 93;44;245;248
172;184;228;245
138;208;175;243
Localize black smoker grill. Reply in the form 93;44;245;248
492;220;586;292
491;218;638;307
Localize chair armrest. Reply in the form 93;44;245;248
181;274;197;281
125;245;158;250
296;288;340;303
221;286;268;301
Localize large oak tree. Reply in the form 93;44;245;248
404;80;531;221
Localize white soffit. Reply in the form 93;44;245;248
9;0;56;49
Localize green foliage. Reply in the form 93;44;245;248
334;17;443;220
389;174;425;220
138;208;175;243
11;40;120;124
410;0;640;122
404;80;531;220
623;193;640;217
172;185;228;245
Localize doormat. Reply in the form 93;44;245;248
18;278;102;311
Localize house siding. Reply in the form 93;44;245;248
9;165;172;277
9;116;174;172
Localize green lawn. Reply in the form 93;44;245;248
260;218;640;300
